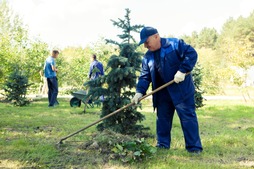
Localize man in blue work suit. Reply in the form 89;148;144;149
44;50;59;107
89;54;104;80
132;27;203;153
89;54;104;102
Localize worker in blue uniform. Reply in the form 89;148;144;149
132;27;203;153
89;54;104;80
89;54;105;102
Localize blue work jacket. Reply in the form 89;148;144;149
136;38;197;106
89;60;104;80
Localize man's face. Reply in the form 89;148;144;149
52;53;59;58
144;34;160;51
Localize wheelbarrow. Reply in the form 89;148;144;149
70;90;94;109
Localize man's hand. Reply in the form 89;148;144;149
174;71;186;83
51;65;58;72
132;93;143;104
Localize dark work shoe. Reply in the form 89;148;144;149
188;150;202;155
48;105;55;108
156;144;169;149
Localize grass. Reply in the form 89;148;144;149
0;98;254;168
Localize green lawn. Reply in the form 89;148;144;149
0;99;254;168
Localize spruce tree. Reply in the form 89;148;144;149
85;9;145;134
192;63;205;108
3;65;31;106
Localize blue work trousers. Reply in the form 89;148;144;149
47;77;58;106
156;88;203;152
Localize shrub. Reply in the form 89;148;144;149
82;130;156;163
3;66;31;106
111;138;157;163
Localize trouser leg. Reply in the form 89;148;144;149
156;90;175;148
175;96;203;152
48;77;58;106
47;78;52;105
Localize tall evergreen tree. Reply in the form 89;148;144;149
85;9;145;134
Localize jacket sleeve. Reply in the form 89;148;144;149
136;58;151;95
176;39;198;73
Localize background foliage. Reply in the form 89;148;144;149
182;12;254;94
0;1;49;90
1;1;254;96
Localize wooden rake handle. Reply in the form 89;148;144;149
57;72;191;144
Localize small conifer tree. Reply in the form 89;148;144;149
85;9;145;134
3;65;31;106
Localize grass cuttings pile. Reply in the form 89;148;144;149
80;130;156;163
